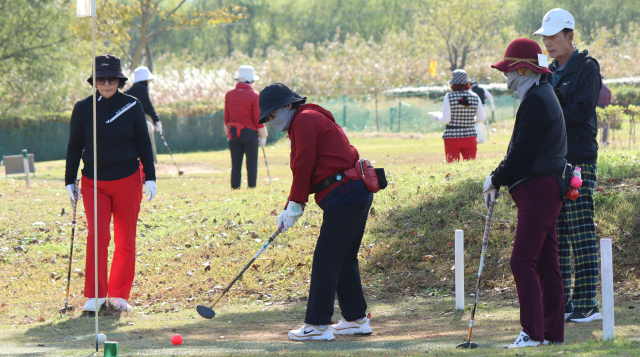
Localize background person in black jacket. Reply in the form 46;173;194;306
485;38;567;348
533;8;602;323
65;54;157;313
125;66;162;135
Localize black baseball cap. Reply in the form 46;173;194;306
258;83;306;123
87;54;128;85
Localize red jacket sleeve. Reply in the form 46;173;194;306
224;92;230;125
288;119;318;203
253;95;264;129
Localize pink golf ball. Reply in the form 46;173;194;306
570;176;582;188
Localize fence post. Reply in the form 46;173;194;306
398;99;402;132
375;87;379;133
343;94;347;128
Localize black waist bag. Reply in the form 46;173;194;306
553;160;573;201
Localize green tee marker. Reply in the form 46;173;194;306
104;341;118;357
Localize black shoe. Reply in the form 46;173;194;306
565;307;602;323
564;302;574;320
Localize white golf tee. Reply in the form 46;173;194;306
455;229;464;310
600;238;614;342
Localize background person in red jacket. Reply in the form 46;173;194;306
224;65;267;189
258;83;374;341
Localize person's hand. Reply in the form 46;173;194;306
155;122;162;135
277;201;304;232
145;181;157;202
429;111;443;122
65;184;79;205
258;126;268;139
483;175;500;210
258;137;266;148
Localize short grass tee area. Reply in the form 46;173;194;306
1;129;639;356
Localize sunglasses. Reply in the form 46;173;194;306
96;77;120;85
264;110;276;123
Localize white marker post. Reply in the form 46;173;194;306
22;149;30;189
455;229;464;310
600;238;614;342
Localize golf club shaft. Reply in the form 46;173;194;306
160;134;182;174
63;179;80;309
261;147;271;184
464;201;495;343
209;228;282;309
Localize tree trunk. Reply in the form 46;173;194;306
146;41;154;72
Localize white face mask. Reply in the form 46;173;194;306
506;71;520;91
269;106;295;132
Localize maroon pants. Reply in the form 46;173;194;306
81;169;143;299
510;175;564;342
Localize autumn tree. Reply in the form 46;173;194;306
72;0;245;69
416;0;509;71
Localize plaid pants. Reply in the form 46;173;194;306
557;163;598;309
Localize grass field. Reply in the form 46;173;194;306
1;128;640;356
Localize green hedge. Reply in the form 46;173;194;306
611;86;640;106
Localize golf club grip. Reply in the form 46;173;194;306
210;228;282;309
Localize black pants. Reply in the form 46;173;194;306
229;128;258;189
304;198;373;325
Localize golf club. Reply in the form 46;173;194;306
159;134;184;175
59;179;80;314
261;146;272;184
456;200;495;349
197;227;282;319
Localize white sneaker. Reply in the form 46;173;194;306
82;298;107;312
503;331;541;348
288;324;334;341
108;297;132;312
330;317;372;335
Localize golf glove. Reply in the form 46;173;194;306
65;184;79;205
155;122;162;135
491;103;496;112
278;201;304;233
145;181;157;202
483;175;500;210
258;137;266;148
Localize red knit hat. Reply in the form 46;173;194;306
491;38;552;74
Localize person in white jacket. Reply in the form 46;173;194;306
431;69;485;162
471;80;496;143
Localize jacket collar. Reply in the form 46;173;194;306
235;82;253;90
550;49;587;75
97;89;122;102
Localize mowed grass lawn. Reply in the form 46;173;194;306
1;127;640;356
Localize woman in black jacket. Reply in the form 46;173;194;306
484;39;567;348
65;54;157;313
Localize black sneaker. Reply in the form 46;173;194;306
565;307;602;323
564;302;574;320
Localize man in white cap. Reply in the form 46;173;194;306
224;65;268;189
533;8;602;323
125;66;162;135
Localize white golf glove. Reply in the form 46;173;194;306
277;201;304;233
258;137;266;148
145;181;157;202
430;111;443;122
65;184;79;205
483;175;500;210
155;122;162;135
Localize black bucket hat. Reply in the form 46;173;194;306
87;54;128;86
258;83;306;123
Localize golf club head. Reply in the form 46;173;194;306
58;305;74;314
196;305;216;319
456;342;478;349
178;170;185;176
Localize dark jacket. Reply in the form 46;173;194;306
124;82;160;123
65;90;156;185
492;78;567;191
547;50;601;165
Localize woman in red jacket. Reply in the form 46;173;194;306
224;65;267;189
258;83;374;341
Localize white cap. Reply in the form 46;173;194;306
133;66;156;83
234;65;259;82
533;8;575;36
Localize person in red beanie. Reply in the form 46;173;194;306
224;65;267;189
485;38;567;347
258;83;374;341
65;54;157;313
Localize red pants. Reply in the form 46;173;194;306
81;170;143;299
444;137;477;163
510;176;564;342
